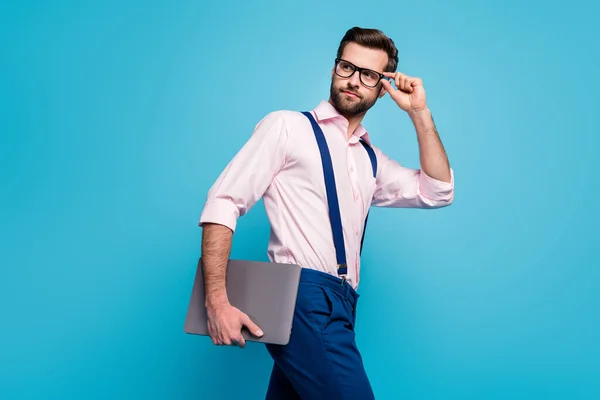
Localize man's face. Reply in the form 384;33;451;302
330;42;389;117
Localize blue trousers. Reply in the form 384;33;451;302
265;268;375;399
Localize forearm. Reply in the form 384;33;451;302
409;108;452;183
201;222;233;308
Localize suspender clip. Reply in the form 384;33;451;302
337;264;348;285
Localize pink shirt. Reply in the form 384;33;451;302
199;101;454;289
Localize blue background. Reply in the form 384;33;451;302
1;0;598;399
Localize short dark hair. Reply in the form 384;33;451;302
336;26;399;73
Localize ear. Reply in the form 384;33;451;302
378;85;387;98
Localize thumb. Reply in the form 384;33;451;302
241;313;263;337
380;78;395;93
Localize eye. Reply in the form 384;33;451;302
363;71;378;80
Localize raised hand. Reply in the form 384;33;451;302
380;71;427;113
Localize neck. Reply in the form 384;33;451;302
345;114;365;140
328;98;366;140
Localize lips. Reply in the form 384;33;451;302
342;90;359;98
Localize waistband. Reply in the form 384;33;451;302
299;267;359;306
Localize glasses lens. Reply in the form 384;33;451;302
336;60;355;78
360;70;380;87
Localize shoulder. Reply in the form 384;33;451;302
256;109;311;125
252;109;313;137
250;110;292;135
246;110;312;154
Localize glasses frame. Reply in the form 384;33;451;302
334;58;386;88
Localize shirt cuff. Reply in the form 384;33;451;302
418;168;455;201
198;198;241;232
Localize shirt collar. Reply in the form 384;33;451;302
312;100;372;146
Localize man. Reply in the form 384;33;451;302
198;27;454;399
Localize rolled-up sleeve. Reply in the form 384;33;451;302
199;112;289;232
371;148;454;208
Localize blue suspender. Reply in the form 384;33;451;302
359;139;377;257
301;111;377;281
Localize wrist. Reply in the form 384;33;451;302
407;107;430;120
205;291;229;310
408;107;435;132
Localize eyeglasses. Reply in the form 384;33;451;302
334;58;385;88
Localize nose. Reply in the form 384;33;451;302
347;70;361;87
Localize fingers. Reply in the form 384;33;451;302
231;332;246;348
381;72;421;93
207;316;243;347
395;73;412;93
209;326;245;347
241;313;264;338
207;310;263;348
208;324;227;346
380;78;395;94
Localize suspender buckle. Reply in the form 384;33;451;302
337;264;348;285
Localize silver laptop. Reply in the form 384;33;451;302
184;258;302;345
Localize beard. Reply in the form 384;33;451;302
330;81;378;117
